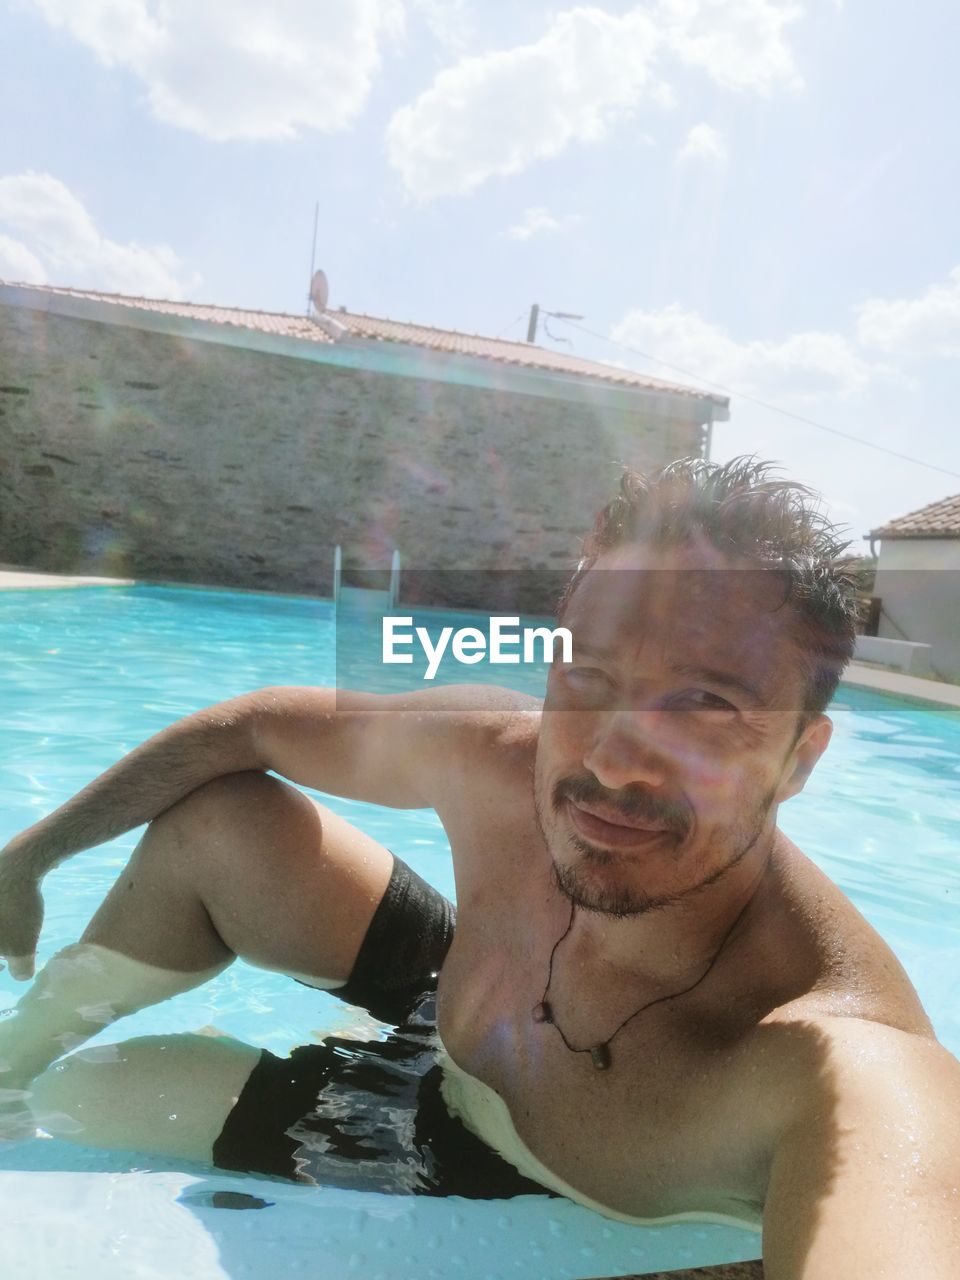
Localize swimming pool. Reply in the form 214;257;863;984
1;584;958;1280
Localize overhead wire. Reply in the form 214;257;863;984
493;311;529;341
554;318;960;483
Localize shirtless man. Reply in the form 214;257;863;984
1;457;958;1278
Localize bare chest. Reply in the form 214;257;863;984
436;917;767;1221
433;787;930;1221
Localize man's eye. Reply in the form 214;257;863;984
561;666;613;692
674;689;735;711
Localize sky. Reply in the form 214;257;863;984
2;0;959;547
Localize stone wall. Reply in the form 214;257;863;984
0;305;704;609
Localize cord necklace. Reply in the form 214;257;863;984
532;898;752;1070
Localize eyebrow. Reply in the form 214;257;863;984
569;643;769;710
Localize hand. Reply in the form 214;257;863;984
0;840;44;981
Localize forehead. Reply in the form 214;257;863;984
563;543;803;694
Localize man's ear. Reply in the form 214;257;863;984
777;714;833;803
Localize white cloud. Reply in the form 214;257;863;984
23;0;404;141
409;0;475;51
659;0;805;93
505;206;580;240
387;0;807;198
677;122;728;163
611;305;873;400
0;234;47;284
386;6;663;200
857;266;960;358
0;171;194;297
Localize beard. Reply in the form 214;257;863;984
535;771;777;918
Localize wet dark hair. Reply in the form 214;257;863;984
560;456;864;722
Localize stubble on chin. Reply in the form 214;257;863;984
534;778;679;916
545;782;778;919
551;850;672;917
534;773;684;915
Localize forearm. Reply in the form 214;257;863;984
5;693;263;878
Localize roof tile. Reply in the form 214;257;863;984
3;281;726;405
871;492;960;538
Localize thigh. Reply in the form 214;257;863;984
30;1033;263;1163
331;855;455;1025
196;783;397;989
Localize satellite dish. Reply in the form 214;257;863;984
309;269;329;314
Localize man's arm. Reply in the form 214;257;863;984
2;693;259;882
3;683;513;874
0;683;528;974
763;1017;960;1279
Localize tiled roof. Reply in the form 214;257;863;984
330;309;725;402
9;282;333;344
2;281;727;406
870;492;960;538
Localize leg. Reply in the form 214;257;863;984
82;769;394;981
29;855;456;1172
30;1033;262;1162
0;771;393;1094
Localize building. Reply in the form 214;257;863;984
866;493;960;680
0;280;728;608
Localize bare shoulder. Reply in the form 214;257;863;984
816;1012;959;1074
724;1008;959;1197
710;836;945;1154
757;1015;960;1279
758;834;934;1036
382;683;541;803
749;1011;958;1107
432;685;542;811
396;682;540;754
246;682;540;810
802;1017;960;1155
777;1016;960;1171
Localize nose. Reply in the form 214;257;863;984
582;710;669;792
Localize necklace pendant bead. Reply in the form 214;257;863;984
533;1001;553;1024
590;1044;612;1071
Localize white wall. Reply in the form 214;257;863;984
874;538;960;680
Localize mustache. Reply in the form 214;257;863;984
554;774;691;837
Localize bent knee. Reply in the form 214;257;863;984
139;772;392;944
151;771;325;862
165;770;314;826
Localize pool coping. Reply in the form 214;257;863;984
839;661;960;709
0;568;136;590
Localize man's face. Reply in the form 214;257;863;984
534;540;831;915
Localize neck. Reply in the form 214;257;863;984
559;831;778;987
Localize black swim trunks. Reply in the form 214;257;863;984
211;855;551;1199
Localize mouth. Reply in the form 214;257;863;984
564;798;676;850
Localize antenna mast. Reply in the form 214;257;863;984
527;304;584;344
526;303;540;343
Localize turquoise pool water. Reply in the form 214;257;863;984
1;584;959;1278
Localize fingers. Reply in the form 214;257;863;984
0;956;35;982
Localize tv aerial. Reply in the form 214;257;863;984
526;303;584;344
